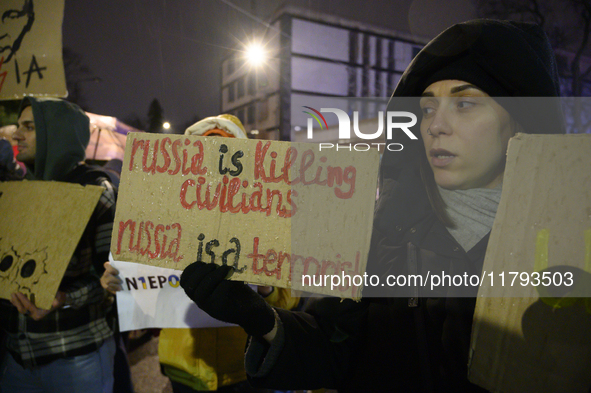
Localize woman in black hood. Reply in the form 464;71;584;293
178;19;565;392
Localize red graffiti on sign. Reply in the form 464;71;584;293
247;236;362;296
179;176;297;218
116;220;183;262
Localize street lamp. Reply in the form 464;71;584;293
163;122;171;130
245;42;266;67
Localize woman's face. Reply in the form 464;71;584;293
419;79;516;190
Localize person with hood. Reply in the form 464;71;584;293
0;98;117;393
100;114;299;393
176;19;566;392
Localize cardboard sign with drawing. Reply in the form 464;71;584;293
0;0;67;99
0;181;103;309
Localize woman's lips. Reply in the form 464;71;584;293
430;148;456;167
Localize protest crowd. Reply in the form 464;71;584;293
0;4;589;393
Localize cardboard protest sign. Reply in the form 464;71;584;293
0;181;103;309
111;133;379;298
0;0;67;100
469;134;591;393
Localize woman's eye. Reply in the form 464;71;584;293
457;100;475;109
421;107;434;116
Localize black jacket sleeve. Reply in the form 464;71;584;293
245;298;369;390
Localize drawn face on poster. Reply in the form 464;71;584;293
0;246;48;297
0;181;103;309
0;0;34;63
0;0;66;99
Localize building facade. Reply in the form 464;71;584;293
221;7;591;140
220;6;430;141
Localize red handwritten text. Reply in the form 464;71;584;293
179;176;297;217
128;137;207;176
247;237;361;296
116;220;183;262
254;141;356;199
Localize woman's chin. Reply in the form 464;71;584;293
434;176;464;191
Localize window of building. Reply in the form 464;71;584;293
237;108;245;124
292;57;349;95
237;77;245;98
349;30;359;65
362;34;370;97
375;37;382;68
291;18;349;62
228;83;235;102
257;99;268;121
247;104;255;124
248;73;256;95
227;57;235;75
258;73;269;88
387;41;395;71
394;41;413;72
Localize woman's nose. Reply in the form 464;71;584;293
429;109;452;136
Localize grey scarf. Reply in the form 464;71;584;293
438;185;502;252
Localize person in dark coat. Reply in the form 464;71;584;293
177;19;565;392
1;98;118;393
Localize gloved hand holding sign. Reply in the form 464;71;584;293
180;261;277;337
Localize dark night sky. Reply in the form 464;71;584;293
61;0;476;132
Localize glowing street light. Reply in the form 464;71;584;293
245;43;266;67
163;121;171;130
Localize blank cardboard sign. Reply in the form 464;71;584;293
0;181;103;309
469;134;591;393
111;133;379;298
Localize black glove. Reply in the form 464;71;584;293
308;297;368;343
180;261;276;337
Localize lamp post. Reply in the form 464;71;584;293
245;42;267;67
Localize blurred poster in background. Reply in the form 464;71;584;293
0;0;67;100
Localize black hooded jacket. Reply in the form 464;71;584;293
19;97;90;181
245;20;564;392
0;98;116;368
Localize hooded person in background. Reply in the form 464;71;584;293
177;19;566;392
0;98;118;393
101;114;299;393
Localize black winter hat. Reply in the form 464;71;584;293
390;19;565;135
